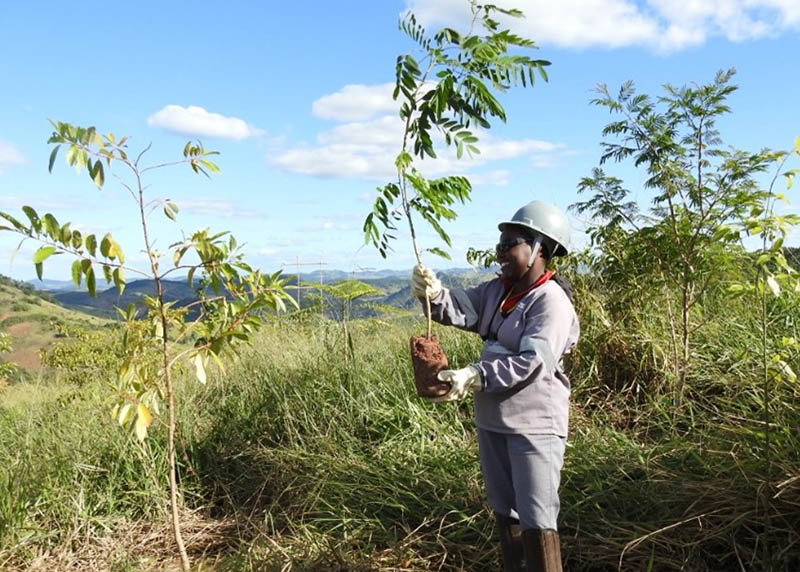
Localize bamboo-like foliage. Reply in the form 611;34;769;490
572;69;800;406
363;2;549;334
362;2;549;338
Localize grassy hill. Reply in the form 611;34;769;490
0;277;110;379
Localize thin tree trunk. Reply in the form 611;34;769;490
402;177;433;338
662;280;680;391
759;269;773;570
679;283;690;409
158;282;190;571
136;168;190;572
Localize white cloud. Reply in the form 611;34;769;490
177;199;264;218
304;219;352;232
469;170;511;186
270;144;399;180
312;83;398;121
270;104;568;181
318;115;404;148
406;0;800;52
0;141;24;174
479;138;565;161
147;105;264;140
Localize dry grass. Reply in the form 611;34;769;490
1;508;235;572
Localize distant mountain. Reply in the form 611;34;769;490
53;279;197;319
289;267;488;283
34;267;496;320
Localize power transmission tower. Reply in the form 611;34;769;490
281;256;327;307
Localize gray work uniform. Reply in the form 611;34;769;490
427;277;579;530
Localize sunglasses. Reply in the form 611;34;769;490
495;237;531;254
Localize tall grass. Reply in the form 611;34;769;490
1;291;798;570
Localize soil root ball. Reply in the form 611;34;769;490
410;334;451;398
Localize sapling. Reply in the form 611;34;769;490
363;1;549;396
0;122;295;571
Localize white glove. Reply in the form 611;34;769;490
411;264;442;300
428;365;482;403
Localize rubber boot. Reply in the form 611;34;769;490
495;512;525;572
521;528;562;572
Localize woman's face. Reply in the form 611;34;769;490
496;227;534;281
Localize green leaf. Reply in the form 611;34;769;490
85;234;97;257
22;206;39;227
42;214;59;240
91;160;105;188
426;247;451;259
112;238;125;264
66;145;77;167
33;245;56;264
86;266;96;297
112;267;125;295
0;212;26;231
71;259;82;287
100;235;111;258
35;262;43;280
48;146;60;173
199;159;220;173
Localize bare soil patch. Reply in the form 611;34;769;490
6;348;40;370
6;322;32;337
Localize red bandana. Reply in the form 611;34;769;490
499;269;554;315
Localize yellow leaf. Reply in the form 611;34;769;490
137;403;152;426
117;403;132;425
193;354;207;384
135;404;152;441
767;275;780;297
771;359;797;383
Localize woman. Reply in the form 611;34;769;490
411;200;579;572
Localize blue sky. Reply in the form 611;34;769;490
1;0;798;282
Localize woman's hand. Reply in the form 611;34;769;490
427;365;482;403
411;264;442;300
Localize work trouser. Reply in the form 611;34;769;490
477;429;566;531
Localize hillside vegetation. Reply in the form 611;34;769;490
0;276;110;382
1;275;798;571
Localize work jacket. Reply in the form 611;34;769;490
427;278;579;437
